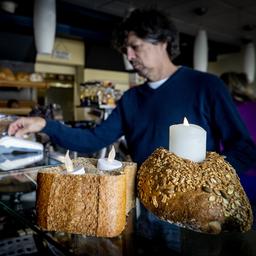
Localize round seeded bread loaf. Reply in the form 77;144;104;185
137;148;253;234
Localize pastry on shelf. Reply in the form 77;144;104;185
16;71;29;82
29;73;43;82
0;67;15;81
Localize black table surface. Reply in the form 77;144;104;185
0;158;255;256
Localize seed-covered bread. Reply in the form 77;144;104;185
137;148;253;234
36;157;137;237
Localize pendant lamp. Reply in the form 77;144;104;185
0;1;17;13
193;29;208;72
33;0;56;54
243;42;255;83
123;54;134;71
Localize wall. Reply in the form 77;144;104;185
208;50;256;90
34;38;86;121
83;68;130;92
208;52;243;76
36;38;84;66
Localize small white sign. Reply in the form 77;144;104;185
52;50;71;60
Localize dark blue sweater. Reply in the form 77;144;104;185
43;66;256;172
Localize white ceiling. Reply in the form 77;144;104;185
62;0;256;47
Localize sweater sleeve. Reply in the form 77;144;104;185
42;101;125;154
211;78;256;173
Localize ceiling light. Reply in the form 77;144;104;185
0;1;17;13
33;0;56;54
193;29;208;72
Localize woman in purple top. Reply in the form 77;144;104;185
221;72;256;202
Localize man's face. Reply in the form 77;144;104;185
124;32;167;79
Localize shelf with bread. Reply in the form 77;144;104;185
0;100;35;116
0;68;47;89
0;108;31;115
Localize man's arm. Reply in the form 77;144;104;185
40;103;125;154
8;117;46;137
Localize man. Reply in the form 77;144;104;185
8;8;256;173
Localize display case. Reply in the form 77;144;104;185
0;80;48;116
0;154;256;255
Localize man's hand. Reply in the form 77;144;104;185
8;117;46;137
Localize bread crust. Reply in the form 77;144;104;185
137;148;253;234
124;162;137;214
97;174;126;236
36;157;136;237
36;169;58;228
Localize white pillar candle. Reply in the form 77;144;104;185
169;117;206;162
97;146;122;171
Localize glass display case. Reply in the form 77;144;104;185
0;154;256;256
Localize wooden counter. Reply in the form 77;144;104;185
0;80;48;89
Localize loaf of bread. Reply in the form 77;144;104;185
16;71;29;82
0;67;15;81
137;148;253;234
36;157;136;237
29;73;43;82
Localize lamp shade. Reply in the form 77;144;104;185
0;1;17;13
243;42;255;83
193;29;208;72
33;0;56;54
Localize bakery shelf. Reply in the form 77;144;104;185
47;82;73;88
0;80;48;89
0;107;32;115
